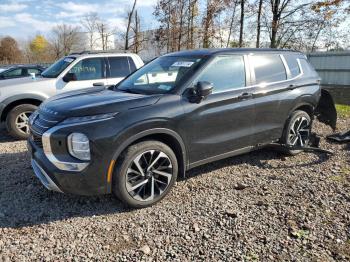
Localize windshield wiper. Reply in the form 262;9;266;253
118;88;144;95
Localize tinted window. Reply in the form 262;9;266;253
3;68;22;77
196;56;245;93
284;54;300;78
69;58;104;81
251;54;286;84
108;57;130;78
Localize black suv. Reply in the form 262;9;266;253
0;65;45;80
28;48;330;208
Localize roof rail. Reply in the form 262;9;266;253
68;50;130;55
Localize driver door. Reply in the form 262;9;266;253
56;57;108;92
181;55;256;165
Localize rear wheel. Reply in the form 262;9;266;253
280;110;311;155
113;140;178;208
6;104;37;140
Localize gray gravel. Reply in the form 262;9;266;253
0;119;349;261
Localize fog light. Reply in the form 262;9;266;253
67;133;90;161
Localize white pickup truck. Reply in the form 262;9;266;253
0;52;144;139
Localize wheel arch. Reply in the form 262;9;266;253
111;128;187;180
1;95;45;122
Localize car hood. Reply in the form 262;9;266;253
0;76;53;88
40;87;162;117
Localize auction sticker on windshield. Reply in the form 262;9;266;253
64;58;74;63
171;61;194;67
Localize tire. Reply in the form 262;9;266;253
113;140;178;208
280;110;312;155
6;104;37;140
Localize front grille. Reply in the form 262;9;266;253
29;108;65;148
30;109;63;136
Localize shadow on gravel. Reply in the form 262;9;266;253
0;143;331;229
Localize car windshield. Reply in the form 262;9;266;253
41;57;76;78
117;56;204;94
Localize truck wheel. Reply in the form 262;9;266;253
280;110;311;155
113;140;178;208
6;104;37;140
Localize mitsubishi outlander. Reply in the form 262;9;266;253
28;48;334;208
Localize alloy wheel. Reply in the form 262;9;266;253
126;150;173;202
15;111;32;135
288;116;310;147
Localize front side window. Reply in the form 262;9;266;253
195;56;246;93
3;68;22;77
284;54;301;78
251;54;287;84
69;58;104;81
117;56;204;94
41;57;76;78
108;57;130;78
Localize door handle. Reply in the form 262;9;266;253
238;92;253;100
93;82;105;87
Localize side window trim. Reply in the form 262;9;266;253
280;54;291;79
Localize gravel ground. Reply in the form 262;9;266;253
0;119;349;261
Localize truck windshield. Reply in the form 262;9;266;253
117;56;204;94
41;57;76;78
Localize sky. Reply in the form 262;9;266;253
0;0;158;39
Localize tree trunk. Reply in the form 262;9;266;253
256;0;263;48
239;0;245;47
125;0;137;50
226;1;237;48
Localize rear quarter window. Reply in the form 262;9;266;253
251;54;287;84
299;59;318;77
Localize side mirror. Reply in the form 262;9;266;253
190;81;213;103
63;73;77;83
197;81;213;98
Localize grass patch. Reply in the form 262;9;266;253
336;104;350;118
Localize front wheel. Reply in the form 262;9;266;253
113;140;178;208
280;110;312;155
6;104;37;140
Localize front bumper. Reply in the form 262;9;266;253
27;123;115;196
31;158;62;193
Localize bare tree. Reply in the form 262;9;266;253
96;20;115;50
81;12;99;50
125;0;137;50
50;24;81;58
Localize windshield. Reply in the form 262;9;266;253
117;56;204;94
41;57;76;78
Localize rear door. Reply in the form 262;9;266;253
181;55;256;164
248;53;302;144
106;56;136;85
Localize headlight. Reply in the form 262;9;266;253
61;112;118;125
67;133;90;161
